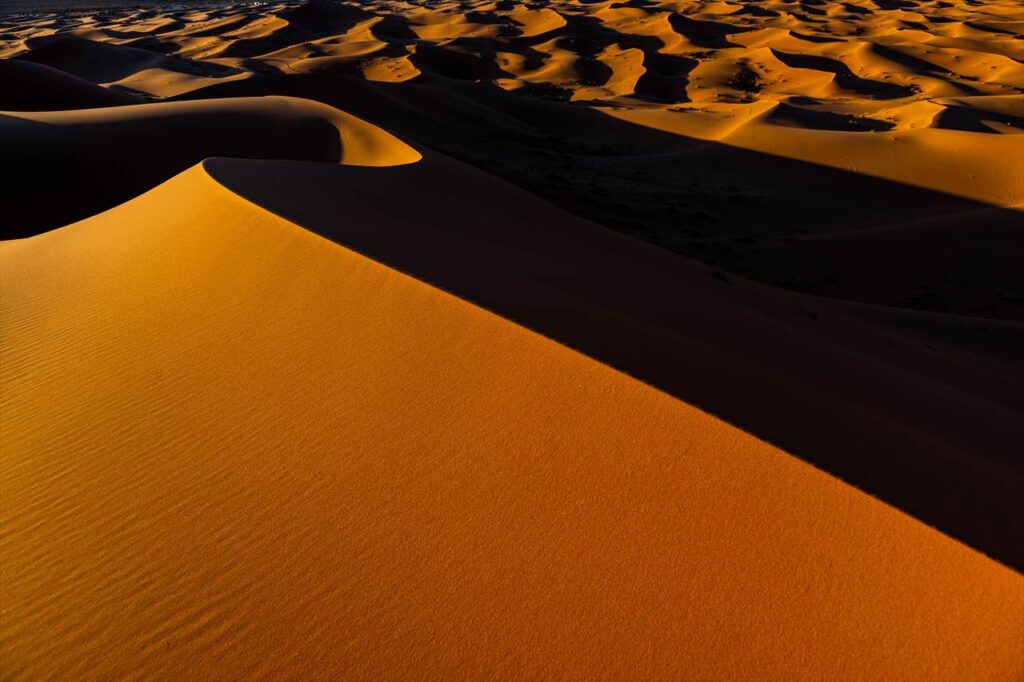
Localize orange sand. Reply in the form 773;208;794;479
1;162;1022;680
2;0;1024;678
3;0;1021;206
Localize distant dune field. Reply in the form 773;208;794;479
1;0;1022;679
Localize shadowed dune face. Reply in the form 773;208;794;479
1;162;1021;680
207;155;1024;569
0;58;138;110
0;96;419;236
2;0;1024;676
2;0;1020;319
162;71;1024;323
0;0;1020;537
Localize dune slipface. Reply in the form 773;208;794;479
2;0;1022;320
0;95;419;237
1;0;1023;679
1;162;1022;680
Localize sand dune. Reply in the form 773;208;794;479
2;0;1023;678
2;159;1021;680
207;152;1024;566
9;0;1008;319
0;58;138;110
13;32;251;96
1;95;417;236
6;0;1021;116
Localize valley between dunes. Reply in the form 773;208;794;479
1;0;1023;679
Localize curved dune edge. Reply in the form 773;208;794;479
601;104;1024;208
1;163;1021;680
201;152;1024;569
0;58;138;110
1;95;419;237
2;0;1022;324
329;105;422;167
3;0;1021;208
5;95;420;168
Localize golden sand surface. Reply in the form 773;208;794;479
1;0;1023;678
2;161;1021;680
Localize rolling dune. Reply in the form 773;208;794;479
0;58;138;110
1;95;417;236
2;159;1022;680
2;0;1023;678
5;0;1010;318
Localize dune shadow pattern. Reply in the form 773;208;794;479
0;102;342;236
207;145;1024;570
181;72;1024;324
3;0;1023;569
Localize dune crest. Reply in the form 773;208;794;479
4;0;1021;150
1;95;418;237
2;161;1021;680
2;0;1023;678
2;0;1021;320
330;106;422;166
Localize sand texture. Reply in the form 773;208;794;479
1;0;1023;679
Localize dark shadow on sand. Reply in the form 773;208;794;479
4;65;1022;569
206;132;1023;569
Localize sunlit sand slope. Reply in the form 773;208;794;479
206;155;1024;568
1;163;1021;680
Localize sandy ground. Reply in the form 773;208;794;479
1;0;1022;679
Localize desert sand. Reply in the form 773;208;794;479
1;0;1022;679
